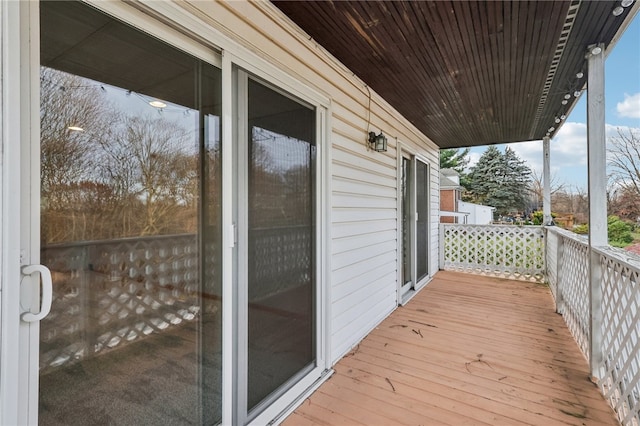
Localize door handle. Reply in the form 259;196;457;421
21;264;53;322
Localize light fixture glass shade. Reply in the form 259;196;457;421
149;100;167;108
590;46;602;55
576;71;584;79
562;100;568;105
368;131;388;152
612;6;624;16
564;93;571;99
621;0;633;7
574;90;581;97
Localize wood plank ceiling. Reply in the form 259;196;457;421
273;1;637;149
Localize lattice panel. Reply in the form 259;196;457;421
597;247;640;425
40;234;202;373
557;234;590;359
441;224;545;282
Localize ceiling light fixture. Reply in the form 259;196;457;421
561;114;566;120
549;127;555;132
621;0;634;7
590;45;602;56
555;117;561;123
576;71;584;79
564;93;571;100
68;126;84;132
149;100;167;108
574;90;582;97
562;99;568;105
612;6;624;16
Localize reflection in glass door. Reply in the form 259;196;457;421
401;156;413;294
244;76;316;418
39;2;222;424
416;159;429;282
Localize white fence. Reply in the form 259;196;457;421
439;224;545;282
441;224;640;425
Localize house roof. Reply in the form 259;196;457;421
273;1;639;149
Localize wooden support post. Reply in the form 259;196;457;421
542;137;552;225
587;43;606;380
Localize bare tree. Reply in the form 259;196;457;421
608;127;640;193
529;169;566;212
99;116;198;236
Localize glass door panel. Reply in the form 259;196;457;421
246;78;316;413
39;2;222;424
401;156;413;291
416;160;429;282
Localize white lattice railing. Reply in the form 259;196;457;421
547;227;591;358
595;245;640;425
544;227;640;425
441;224;640;424
439;224;545;282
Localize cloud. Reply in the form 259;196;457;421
616;93;640;118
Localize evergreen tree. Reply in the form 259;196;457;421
440;147;470;188
467;146;531;216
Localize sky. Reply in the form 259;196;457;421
467;13;640;191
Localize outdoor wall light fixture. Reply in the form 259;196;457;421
368;131;388;152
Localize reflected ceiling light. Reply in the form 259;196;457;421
564;93;572;99
590;45;602;55
68;126;84;132
562;99;568;105
621;0;634;7
612;6;624;16
368;131;388;152
576;71;584;79
149;100;167;108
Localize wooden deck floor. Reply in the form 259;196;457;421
284;271;618;426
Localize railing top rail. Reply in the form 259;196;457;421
593;245;640;273
544;226;589;245
441;223;543;230
42;233;197;250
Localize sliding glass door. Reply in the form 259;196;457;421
399;153;430;300
38;2;223;424
240;73;317;421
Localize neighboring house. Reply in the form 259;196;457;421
439;168;464;223
0;1;634;425
439;169;495;225
458;201;496;225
